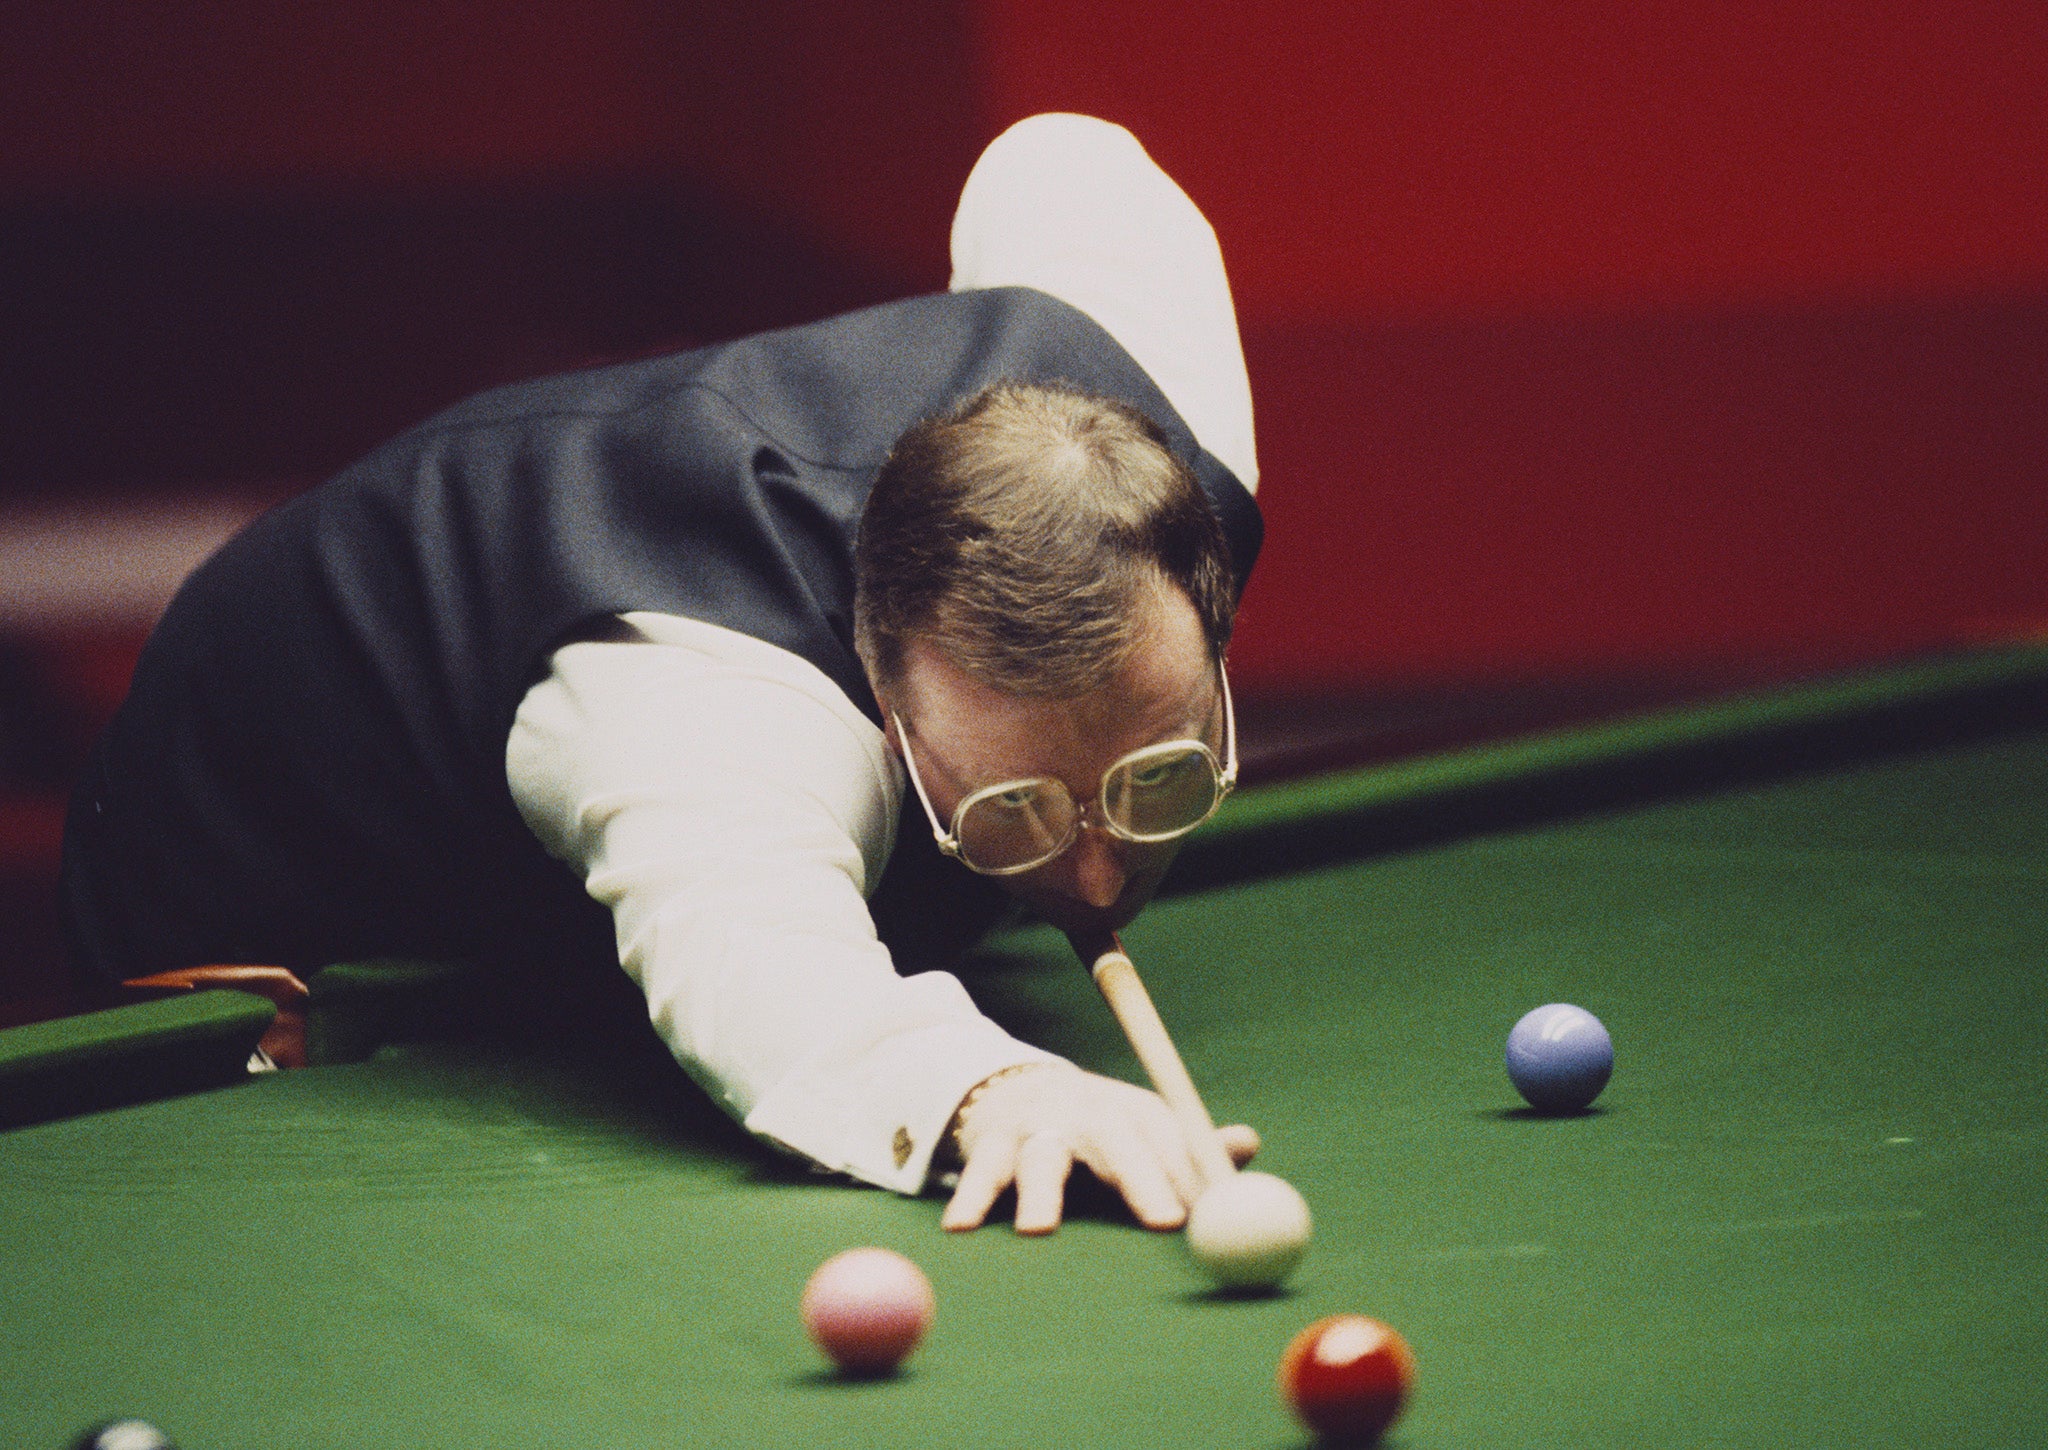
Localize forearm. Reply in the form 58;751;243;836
507;615;1059;1192
948;112;1259;493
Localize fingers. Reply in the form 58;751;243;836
1131;1104;1206;1212
942;1137;1018;1231
1083;1119;1190;1231
944;1130;1087;1236
950;1123;1188;1236
939;1066;1265;1235
1012;1131;1075;1234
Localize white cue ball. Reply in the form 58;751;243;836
1185;1170;1312;1289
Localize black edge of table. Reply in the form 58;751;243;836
0;990;276;1129
0;959;488;1130
1172;641;2048;896
9;644;2044;1134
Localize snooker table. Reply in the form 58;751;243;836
4;645;2047;1448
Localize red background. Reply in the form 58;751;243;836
6;0;2045;688
3;0;2045;1021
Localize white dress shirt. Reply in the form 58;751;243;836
507;113;1258;1194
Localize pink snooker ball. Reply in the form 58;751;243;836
800;1247;935;1375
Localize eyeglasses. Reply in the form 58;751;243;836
893;664;1238;877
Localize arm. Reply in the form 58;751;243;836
507;614;1059;1194
949;111;1259;494
508;616;1258;1227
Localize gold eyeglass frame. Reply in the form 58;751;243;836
893;663;1238;877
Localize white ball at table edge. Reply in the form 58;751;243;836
1186;1170;1312;1288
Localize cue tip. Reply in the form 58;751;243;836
1067;929;1127;979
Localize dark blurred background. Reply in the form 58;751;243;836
3;0;2045;1024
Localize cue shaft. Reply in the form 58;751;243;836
1074;933;1239;1189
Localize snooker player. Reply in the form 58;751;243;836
60;114;1265;1235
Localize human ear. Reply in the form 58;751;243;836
873;695;905;754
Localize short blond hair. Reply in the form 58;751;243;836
854;382;1236;698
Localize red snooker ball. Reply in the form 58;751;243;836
1278;1314;1415;1444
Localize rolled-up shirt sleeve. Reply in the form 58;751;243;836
507;614;1058;1195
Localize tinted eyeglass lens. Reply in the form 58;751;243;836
1103;747;1221;839
957;783;1079;872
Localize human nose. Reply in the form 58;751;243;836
1066;821;1131;909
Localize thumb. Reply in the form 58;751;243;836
1217;1123;1261;1168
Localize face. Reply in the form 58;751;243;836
877;588;1222;939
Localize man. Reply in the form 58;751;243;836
62;114;1264;1234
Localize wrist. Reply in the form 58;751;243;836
937;1063;1044;1169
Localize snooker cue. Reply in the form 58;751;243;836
1071;930;1239;1190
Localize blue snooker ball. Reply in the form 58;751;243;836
1505;1003;1613;1113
